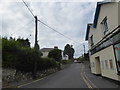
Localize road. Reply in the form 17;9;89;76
19;62;119;88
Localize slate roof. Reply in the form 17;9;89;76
40;48;54;52
85;24;93;40
93;2;110;28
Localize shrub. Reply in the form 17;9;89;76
15;48;39;73
61;59;72;64
48;49;62;62
37;57;59;71
2;38;21;68
2;37;59;74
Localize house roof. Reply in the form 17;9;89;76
93;2;110;28
85;2;110;41
40;48;54;52
85;24;93;41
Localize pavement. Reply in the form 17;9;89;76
18;62;119;88
82;61;119;88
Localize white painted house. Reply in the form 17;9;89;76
41;47;69;60
85;1;120;81
41;48;54;57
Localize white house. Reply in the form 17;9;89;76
41;47;69;60
85;1;120;81
41;48;54;57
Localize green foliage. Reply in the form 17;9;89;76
63;44;75;59
2;37;59;73
17;38;30;48
2;38;21;68
15;48;39;73
48;48;62;62
61;59;72;64
37;57;59;71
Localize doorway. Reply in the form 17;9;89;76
95;56;101;75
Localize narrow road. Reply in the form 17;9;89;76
20;63;88;88
19;63;118;88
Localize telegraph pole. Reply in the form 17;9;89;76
83;44;85;54
83;44;86;61
34;16;38;48
33;16;38;79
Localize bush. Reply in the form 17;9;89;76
2;38;21;68
48;49;62;62
61;59;72;64
15;48;39;73
37;57;59;71
2;37;59;74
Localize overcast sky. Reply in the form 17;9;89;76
0;0;103;58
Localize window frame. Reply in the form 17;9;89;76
105;60;109;69
101;61;104;69
101;17;109;35
90;35;94;46
109;59;114;70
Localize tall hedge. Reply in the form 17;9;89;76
48;48;62;62
2;37;59;73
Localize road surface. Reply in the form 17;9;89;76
19;63;119;88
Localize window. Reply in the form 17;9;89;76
93;62;95;67
90;35;94;46
91;62;95;67
105;60;109;69
114;43;120;72
109;59;114;69
101;17;109;35
101;61;104;69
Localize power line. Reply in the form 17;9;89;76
17;19;33;32
22;0;35;17
38;19;79;44
21;0;84;45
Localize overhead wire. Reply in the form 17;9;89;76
17;19;33;32
22;0;35;17
38;19;79;44
21;0;85;46
21;0;87;56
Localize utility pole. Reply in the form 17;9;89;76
83;44;86;61
83;44;85;54
33;16;38;79
34;16;38;48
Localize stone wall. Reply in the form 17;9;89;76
2;68;58;88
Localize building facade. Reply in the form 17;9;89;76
41;48;54;57
41;47;68;60
85;2;120;81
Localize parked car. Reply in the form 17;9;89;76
74;60;77;63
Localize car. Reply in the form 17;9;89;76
74;60;77;63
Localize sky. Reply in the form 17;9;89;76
0;0;103;58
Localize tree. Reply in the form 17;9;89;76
48;48;62;62
17;38;30;47
63;44;75;59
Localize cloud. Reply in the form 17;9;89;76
1;1;97;57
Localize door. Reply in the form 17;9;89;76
95;56;101;75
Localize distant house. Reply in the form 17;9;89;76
85;1;120;81
41;47;69;60
41;48;54;57
61;51;69;60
